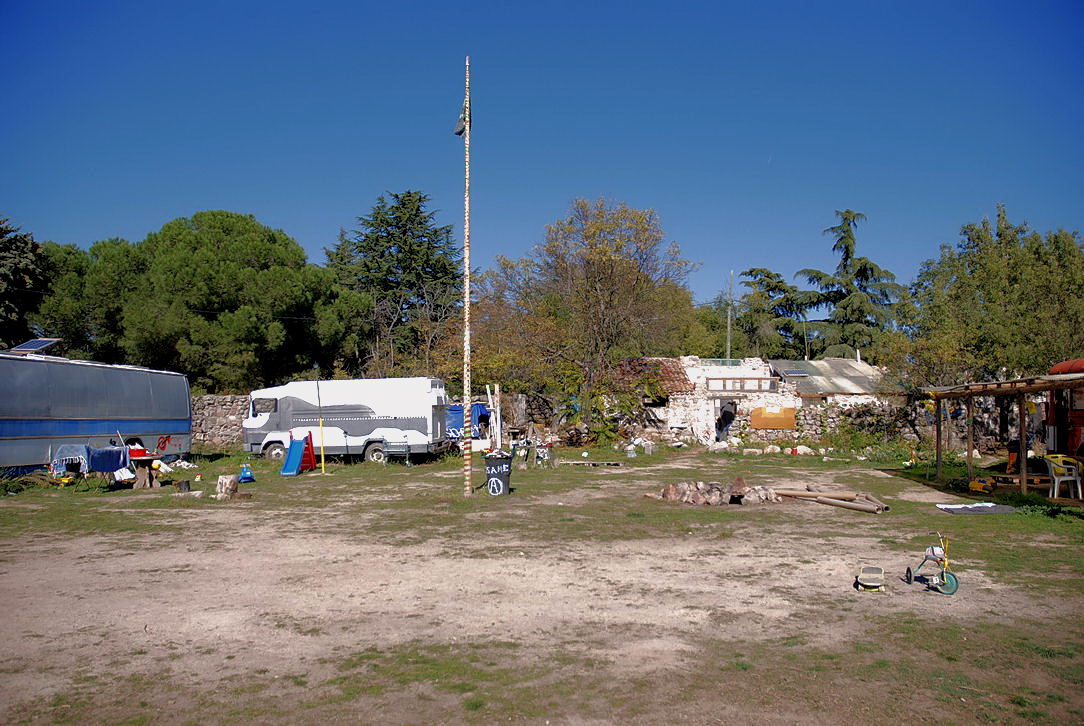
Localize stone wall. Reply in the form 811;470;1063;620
727;401;917;445
192;394;249;449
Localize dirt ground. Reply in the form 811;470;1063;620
1;452;1081;724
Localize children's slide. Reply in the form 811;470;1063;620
280;439;305;477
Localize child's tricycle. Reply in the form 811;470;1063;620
904;531;959;595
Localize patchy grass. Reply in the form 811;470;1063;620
3;446;1083;725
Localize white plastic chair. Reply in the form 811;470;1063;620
1043;455;1083;499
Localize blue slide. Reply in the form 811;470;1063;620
280;439;305;477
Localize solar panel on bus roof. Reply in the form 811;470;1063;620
7;338;62;352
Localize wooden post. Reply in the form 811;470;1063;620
461;56;473;498
966;395;974;481
1018;393;1027;494
494;382;502;450
935;397;943;481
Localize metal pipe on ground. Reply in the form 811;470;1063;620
814;496;881;513
862;493;890;512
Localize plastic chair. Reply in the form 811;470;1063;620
1043;455;1083;499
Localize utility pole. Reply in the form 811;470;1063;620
725;269;733;360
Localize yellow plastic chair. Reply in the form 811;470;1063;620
1043;455;1083;499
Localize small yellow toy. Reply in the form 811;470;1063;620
968;477;994;494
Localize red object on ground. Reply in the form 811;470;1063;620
1050;358;1084;374
300;433;318;472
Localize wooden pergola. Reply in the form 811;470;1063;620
925;372;1084;492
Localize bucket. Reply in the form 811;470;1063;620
483;452;513;495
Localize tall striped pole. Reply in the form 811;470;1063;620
462;55;473;497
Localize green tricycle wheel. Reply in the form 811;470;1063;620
936;571;959;595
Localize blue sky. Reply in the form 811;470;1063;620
3;1;1082;303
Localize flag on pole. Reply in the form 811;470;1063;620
454;97;469;136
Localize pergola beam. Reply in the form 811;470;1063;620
924;372;1084;489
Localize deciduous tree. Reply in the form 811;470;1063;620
901;205;1084;385
495;198;696;437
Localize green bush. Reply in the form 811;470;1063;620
0;472;54;495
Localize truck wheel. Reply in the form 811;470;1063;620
263;443;286;460
364;443;386;464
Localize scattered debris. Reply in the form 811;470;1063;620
558;459;623;467
935;502;1016;514
645;476;780;506
758;484;888;513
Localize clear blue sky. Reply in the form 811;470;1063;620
3;0;1082;303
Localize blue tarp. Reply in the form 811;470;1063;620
50;445;130;476
446;403;490;439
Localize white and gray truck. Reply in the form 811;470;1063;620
241;377;453;463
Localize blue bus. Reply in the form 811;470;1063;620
0;353;192;471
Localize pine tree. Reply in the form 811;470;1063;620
327;191;461;376
797;210;903;360
0;218;46;348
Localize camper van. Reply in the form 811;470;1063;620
242;377;452;463
0;352;192;471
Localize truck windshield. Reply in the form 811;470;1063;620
251;398;277;416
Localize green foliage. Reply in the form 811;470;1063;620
735;267;810;359
32;213;338;391
995;491;1084;520
900;204;1084;385
713;211;903;363
19;198;1081;404
0;473;48;495
0;217;47;348
797;210;904;361
34;238;137;363
327;190;461;377
493;198;697;433
121;211;335;392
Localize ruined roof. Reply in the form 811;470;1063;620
768;358;884;397
616;357;696;395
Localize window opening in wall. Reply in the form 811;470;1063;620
707;378;777;392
